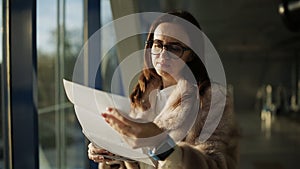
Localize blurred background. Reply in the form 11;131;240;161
1;0;300;169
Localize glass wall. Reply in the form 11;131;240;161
36;0;141;168
37;0;85;168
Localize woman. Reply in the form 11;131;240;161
88;10;239;169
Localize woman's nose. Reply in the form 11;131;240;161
160;48;171;59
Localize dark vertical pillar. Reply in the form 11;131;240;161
2;0;38;169
84;0;101;89
84;0;101;168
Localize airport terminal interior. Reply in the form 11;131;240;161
1;0;300;169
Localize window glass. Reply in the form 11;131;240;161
37;0;84;168
64;0;85;168
100;0;119;93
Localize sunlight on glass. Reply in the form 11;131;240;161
0;0;3;168
37;0;84;169
101;0;116;56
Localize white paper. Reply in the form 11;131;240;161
63;79;155;166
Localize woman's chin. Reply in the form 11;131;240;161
157;69;177;78
157;69;168;75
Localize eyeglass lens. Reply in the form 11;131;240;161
151;40;185;58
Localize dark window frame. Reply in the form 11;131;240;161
2;0;38;169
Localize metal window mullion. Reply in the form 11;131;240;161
54;0;60;168
2;0;12;169
55;0;66;168
59;0;66;168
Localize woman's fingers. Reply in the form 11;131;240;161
88;143;113;155
102;107;140;137
103;107;135;126
103;113;136;137
87;143;113;163
102;108;164;139
88;150;105;163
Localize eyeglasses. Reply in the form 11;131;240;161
146;40;191;59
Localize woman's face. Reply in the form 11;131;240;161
152;23;192;85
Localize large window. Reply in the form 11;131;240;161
37;0;85;168
0;1;171;168
37;0;122;168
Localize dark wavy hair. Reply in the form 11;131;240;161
130;10;210;110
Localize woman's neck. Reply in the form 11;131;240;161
162;77;177;88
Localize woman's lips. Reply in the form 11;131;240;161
156;62;170;69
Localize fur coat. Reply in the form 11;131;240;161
100;79;240;169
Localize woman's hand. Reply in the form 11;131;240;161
102;107;165;148
87;143;114;163
88;143;131;169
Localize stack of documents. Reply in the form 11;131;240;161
63;79;154;166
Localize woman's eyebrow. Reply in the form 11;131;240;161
153;39;184;45
167;42;183;45
153;39;163;43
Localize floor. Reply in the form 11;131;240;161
237;110;300;169
1;110;300;169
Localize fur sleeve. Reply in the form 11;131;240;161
176;84;240;169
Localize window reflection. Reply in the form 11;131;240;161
100;0;119;93
37;0;84;168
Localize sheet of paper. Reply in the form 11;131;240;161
63;79;154;166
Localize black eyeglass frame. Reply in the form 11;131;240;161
145;40;191;59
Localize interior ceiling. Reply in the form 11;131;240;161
138;0;300;53
189;0;300;53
